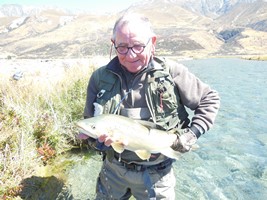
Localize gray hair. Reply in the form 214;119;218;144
111;13;155;41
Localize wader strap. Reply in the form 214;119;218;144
106;150;115;162
143;169;156;200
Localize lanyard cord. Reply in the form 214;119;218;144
113;89;132;114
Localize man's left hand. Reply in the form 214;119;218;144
171;128;197;153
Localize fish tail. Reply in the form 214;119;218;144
160;148;182;160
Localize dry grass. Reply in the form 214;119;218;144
241;55;267;61
0;59;98;198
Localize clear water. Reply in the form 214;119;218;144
62;58;267;199
175;58;267;200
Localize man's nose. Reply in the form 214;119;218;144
126;48;137;57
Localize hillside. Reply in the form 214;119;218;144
0;0;266;59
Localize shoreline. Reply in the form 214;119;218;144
1;55;266;81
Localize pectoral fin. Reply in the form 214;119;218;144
111;142;125;153
135;150;151;160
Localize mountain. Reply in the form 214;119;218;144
0;0;266;59
0;4;25;17
136;0;262;18
174;0;259;17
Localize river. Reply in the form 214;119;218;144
19;58;267;200
175;58;267;199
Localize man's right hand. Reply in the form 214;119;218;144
98;134;114;147
77;133;113;151
78;133;113;146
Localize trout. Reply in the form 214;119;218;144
76;114;181;160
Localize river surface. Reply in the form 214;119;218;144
175;58;267;199
21;58;267;200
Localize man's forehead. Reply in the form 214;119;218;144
116;23;151;39
118;19;149;30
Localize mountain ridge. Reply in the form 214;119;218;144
0;0;266;59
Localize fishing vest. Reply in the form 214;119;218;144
93;57;189;131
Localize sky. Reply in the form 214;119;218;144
0;0;144;13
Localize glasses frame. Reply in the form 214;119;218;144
114;38;151;55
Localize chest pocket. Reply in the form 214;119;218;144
146;69;182;130
95;76;121;114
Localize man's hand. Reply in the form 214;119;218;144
77;133;113;151
77;133;113;146
98;134;114;146
171;128;197;153
77;133;90;140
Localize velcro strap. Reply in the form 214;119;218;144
189;125;201;138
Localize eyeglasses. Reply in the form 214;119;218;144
114;38;151;55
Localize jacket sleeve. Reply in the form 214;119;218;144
169;60;220;132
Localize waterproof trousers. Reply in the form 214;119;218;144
95;158;176;200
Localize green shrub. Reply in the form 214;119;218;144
0;61;94;198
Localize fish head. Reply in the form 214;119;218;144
76;117;103;139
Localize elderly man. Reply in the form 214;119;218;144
82;13;220;200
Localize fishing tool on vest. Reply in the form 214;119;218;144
113;89;132;114
156;77;168;112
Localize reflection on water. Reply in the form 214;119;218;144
65;153;102;200
176;58;267;200
19;58;267;199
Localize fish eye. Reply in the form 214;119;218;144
91;125;96;129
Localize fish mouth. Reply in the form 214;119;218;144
76;124;91;135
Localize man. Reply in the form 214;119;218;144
81;13;220;200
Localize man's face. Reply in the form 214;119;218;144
114;23;156;73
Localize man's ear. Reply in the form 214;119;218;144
110;39;116;59
151;36;157;55
151;36;157;45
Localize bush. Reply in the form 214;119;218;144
0;60;94;198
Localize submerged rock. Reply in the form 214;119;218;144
18;150;102;199
19;175;65;199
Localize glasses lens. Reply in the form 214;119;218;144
116;46;128;54
115;38;150;55
132;45;145;54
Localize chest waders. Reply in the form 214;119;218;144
93;57;189;199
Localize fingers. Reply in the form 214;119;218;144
77;133;114;149
104;137;113;146
98;134;108;143
97;134;114;147
77;133;90;140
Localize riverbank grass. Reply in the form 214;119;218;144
0;61;94;198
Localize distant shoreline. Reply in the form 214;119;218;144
1;55;266;80
240;55;267;61
1;54;267;61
